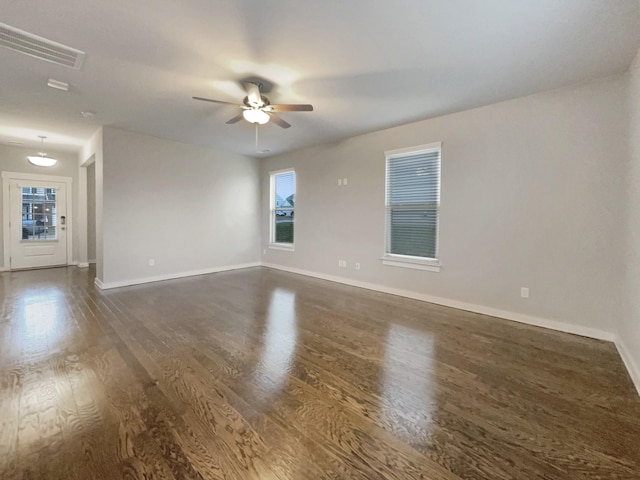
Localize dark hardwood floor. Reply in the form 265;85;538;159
1;266;639;479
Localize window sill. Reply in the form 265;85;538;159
268;243;295;252
381;254;441;272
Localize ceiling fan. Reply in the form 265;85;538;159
193;82;313;129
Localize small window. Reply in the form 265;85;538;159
383;143;441;271
270;169;295;249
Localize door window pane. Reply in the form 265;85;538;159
21;186;57;240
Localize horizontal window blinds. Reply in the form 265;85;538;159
386;148;440;259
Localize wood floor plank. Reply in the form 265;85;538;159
121;289;370;480
1;265;639;479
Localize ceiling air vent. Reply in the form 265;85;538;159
0;23;85;70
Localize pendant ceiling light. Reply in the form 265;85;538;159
27;136;57;167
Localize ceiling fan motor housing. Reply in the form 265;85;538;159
243;95;270;108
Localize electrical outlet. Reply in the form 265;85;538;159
355;262;360;270
520;287;529;298
338;178;342;186
149;258;155;266
343;178;348;185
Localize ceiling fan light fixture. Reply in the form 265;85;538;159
192;82;311;129
27;136;57;167
243;108;270;125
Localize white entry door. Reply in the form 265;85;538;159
9;179;68;269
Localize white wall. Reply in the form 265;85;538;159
261;76;628;338
621;48;640;390
0;144;80;269
101;127;260;286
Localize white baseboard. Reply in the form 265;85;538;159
94;277;104;289
615;338;640;396
96;262;261;290
1;263;87;271
87;259;637;397
262;263;615;342
77;262;90;268
89;259;96;264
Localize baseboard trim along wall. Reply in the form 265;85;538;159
91;260;639;396
95;262;261;290
0;264;78;271
262;263;615;341
615;338;640;397
263;263;640;395
77;262;90;268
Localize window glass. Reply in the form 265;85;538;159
386;146;441;260
21;187;57;240
271;170;295;245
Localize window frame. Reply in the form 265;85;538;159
382;142;442;272
269;168;296;251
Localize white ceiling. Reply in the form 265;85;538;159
1;0;639;157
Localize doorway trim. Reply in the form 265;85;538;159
2;171;73;270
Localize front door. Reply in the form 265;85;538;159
9;180;68;269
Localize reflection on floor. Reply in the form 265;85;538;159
0;266;639;479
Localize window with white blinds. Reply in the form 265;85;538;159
385;143;441;263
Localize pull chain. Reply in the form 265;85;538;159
255;124;259;152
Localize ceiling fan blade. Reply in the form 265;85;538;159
225;113;244;124
244;82;263;107
268;113;291;129
267;104;314;112
192;96;243;107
